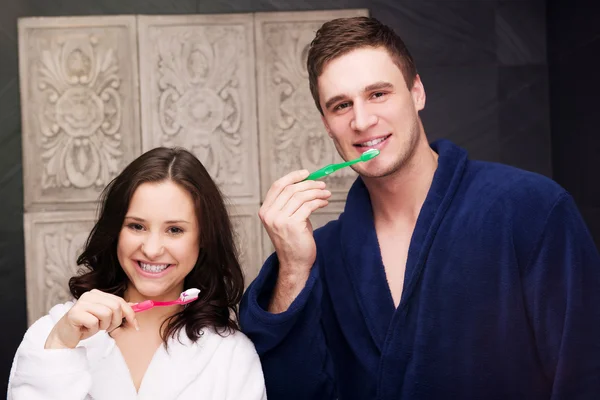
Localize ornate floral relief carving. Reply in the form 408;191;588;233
19;18;140;210
228;205;262;287
140;17;258;203
42;228;90;315
33;34;123;190
24;212;95;324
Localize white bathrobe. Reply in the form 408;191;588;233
7;302;267;400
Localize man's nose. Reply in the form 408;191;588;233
350;102;378;131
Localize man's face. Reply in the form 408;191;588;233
318;46;426;178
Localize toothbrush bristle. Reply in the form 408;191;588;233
179;288;201;304
180;295;199;305
361;149;380;161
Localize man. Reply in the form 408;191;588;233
240;16;600;400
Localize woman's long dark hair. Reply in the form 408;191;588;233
70;147;244;343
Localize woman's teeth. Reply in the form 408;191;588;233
139;262;169;273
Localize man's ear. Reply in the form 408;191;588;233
411;74;426;112
321;115;334;138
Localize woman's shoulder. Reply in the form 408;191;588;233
192;327;258;358
202;327;255;347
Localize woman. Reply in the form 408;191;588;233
8;147;267;399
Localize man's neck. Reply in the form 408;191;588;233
363;138;439;227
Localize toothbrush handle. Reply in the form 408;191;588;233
131;299;183;313
304;157;362;180
305;165;336;181
132;300;154;312
151;300;181;306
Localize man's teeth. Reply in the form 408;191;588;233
139;262;169;273
359;136;387;147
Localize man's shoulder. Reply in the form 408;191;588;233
464;160;567;210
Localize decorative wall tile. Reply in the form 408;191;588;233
18;16;141;211
228;204;262;287
260;200;345;267
138;15;260;204
23;211;96;324
254;9;368;203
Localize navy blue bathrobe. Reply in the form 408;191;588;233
240;140;600;400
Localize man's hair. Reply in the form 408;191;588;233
307;16;418;115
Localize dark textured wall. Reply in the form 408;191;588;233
0;0;577;395
548;0;600;248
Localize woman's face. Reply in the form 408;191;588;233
117;180;200;302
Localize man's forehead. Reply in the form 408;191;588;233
318;51;399;93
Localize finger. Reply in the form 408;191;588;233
100;296;131;332
269;180;327;214
81;303;114;331
262;170;310;210
120;301;139;331
106;303;124;333
292;199;330;222
280;189;331;217
81;291;123;330
78;289;110;307
82;291;139;332
70;311;100;334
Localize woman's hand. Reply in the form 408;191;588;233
45;289;138;349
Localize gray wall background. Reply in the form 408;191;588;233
1;0;598;396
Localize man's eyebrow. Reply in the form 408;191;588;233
324;94;347;111
323;82;394;111
364;81;394;92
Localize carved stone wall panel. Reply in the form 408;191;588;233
18;16;141;212
227;204;262;287
261;200;345;265
139;15;259;205
255;9;369;203
24;211;97;324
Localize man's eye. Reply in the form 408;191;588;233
335;102;351;111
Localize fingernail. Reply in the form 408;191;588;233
134;319;140;331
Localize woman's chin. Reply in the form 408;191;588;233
129;282;173;301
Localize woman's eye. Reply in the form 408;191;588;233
168;227;183;235
128;223;144;231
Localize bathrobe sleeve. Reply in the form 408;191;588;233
7;303;92;400
240;253;336;400
522;193;600;399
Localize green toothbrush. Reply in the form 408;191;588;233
304;149;380;181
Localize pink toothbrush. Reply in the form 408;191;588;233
132;288;201;312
